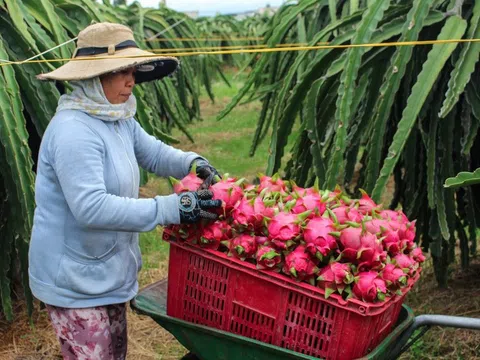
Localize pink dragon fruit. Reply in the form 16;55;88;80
393;254;418;276
303;217;338;260
411;247;426;263
228;234;257;260
268;211;310;250
353;271;388;302
317;262;354;298
200;221;231;250
382;228;403;256
380;209;410;224
177;223;204;244
399;221;417;244
256;245;282;270
162;224;181;241
331;205;363;224
291;193;326;217
338;227;385;269
258;174;288;194
356;189;380;214
381;264;407;290
211;178;244;212
170;164;203;193
231;197;260;229
283;245;319;282
255;236;269;245
364;219;389;235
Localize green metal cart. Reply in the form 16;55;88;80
130;279;480;360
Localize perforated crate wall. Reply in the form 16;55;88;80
167;242;413;360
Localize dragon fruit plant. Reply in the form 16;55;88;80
163;173;426;304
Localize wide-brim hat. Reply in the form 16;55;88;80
37;22;179;84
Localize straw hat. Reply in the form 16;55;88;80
37;22;179;84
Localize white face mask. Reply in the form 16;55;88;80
56;76;137;122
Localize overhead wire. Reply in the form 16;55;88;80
1;38;480;67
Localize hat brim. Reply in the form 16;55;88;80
36;48;179;84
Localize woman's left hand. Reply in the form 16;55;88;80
191;159;221;189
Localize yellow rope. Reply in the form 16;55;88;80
144;36;265;42
1;38;479;67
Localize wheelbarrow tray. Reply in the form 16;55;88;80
131;279;415;360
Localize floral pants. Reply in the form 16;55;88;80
46;303;128;360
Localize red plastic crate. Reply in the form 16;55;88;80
166;241;419;360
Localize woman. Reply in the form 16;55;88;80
29;22;222;359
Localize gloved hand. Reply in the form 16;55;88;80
178;189;222;224
190;158;221;189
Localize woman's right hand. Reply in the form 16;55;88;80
177;190;222;224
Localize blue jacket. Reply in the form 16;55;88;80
28;109;201;308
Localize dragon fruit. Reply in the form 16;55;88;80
393;254;418;275
356;189;380;214
283;245;319;282
381;264;407;290
331;205;363;224
211;178;244;212
228;234;258;260
256;245;282;270
231;197;261;230
303;217;338;260
200;221;231;250
291;193;326;217
364;219;389;235
382;228;403;256
258;174;288;194
317;262;354;298
268;211;310;250
380;209;410;224
170;163;203;193
411;247;426;263
338;227;385;268
353;271;388;302
399;221;417;244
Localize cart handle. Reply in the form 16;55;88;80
387;314;480;359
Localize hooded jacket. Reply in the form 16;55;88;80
28;78;201;308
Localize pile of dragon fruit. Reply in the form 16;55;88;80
163;170;426;303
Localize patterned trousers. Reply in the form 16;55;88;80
45;303;128;360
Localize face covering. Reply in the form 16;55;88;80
56;76;136;122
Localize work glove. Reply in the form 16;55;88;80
190;158;221;190
178;189;222;224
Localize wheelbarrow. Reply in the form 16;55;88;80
130;279;480;360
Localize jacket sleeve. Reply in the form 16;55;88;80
131;120;204;179
52;119;180;231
